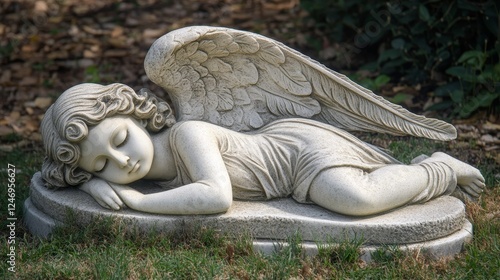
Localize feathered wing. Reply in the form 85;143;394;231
145;26;457;140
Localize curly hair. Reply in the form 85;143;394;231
41;83;176;188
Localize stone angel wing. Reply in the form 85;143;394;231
144;26;456;140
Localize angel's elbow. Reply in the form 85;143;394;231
204;197;231;214
217;200;232;213
199;182;232;213
215;190;232;212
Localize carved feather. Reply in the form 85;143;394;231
145;26;457;141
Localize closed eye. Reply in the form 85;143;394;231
116;129;129;148
95;159;108;173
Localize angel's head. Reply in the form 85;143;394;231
41;83;176;188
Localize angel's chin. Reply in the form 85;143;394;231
107;170;149;185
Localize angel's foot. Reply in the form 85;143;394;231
450;186;479;202
421;152;485;200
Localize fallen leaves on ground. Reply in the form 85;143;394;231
0;0;305;146
0;0;498;168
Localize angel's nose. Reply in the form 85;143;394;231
109;149;130;168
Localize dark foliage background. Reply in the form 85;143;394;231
301;0;499;118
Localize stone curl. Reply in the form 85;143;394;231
41;83;176;188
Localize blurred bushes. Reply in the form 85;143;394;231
301;0;499;118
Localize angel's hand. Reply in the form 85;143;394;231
79;178;124;210
108;183;144;210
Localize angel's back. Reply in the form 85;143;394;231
167;118;398;203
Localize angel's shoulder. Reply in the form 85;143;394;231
171;121;225;141
173;120;219;131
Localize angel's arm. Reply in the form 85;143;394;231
79;177;124;210
111;122;233;215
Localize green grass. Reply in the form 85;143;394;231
1;136;499;279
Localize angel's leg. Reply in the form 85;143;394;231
309;160;458;216
416;152;485;201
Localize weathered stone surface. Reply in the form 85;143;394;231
254;221;472;262
26;172;471;259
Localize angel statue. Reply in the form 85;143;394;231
40;26;485;216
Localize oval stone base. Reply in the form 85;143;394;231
25;172;472;261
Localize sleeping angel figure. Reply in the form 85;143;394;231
40;26;485;216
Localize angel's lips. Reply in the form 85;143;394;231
128;161;140;174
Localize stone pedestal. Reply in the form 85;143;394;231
24;172;472;262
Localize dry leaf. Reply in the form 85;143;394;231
103;49;128;57
19;77;38;86
263;1;298;10
25;118;39;132
48;16;63;24
21;44;38;53
480;134;499;144
83;25;108;35
34;97;53;109
69;25;80;36
24;101;35;108
47;50;69;60
125;17;140;26
0;70;12;84
26;107;35;115
111;26;124;38
11;124;22;134
0;126;14;136
31;132;42;141
143;28;167;39
108;37;128;48
34;1;49;13
83;49;99;58
8;111;21;122
483;122;500;132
